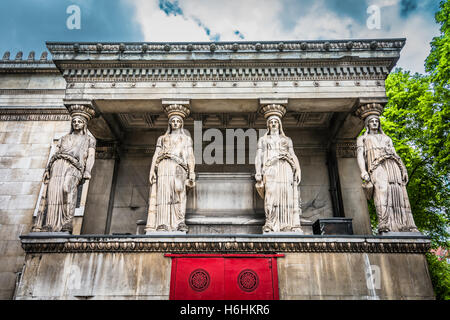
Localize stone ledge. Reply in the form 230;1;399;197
47;39;406;55
20;234;431;254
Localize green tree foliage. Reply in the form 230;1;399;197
425;0;450;174
378;0;449;299
383;71;449;246
426;0;450;95
426;253;450;300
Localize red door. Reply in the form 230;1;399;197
167;254;282;300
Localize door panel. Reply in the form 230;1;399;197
171;257;224;300
169;255;281;300
224;258;274;300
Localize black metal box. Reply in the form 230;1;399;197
312;218;353;235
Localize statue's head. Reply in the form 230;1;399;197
169;115;183;131
365;114;382;134
267;116;280;130
71;115;88;134
266;115;285;136
67;104;95;135
165;115;192;137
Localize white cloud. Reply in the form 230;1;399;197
179;0;285;41
355;4;440;73
126;0;439;73
288;2;355;40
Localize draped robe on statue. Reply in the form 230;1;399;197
256;130;302;233
44;133;96;232
147;125;195;232
357;133;418;233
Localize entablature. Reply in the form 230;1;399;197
48;39;404;84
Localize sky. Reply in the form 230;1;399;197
0;0;441;74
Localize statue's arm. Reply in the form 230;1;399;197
255;138;264;182
83;137;96;180
43;137;62;183
289;138;301;184
356;136;370;181
149;137;162;184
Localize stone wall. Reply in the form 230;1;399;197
15;236;434;300
81;159;116;235
338;157;372;234
0;119;70;299
278;252;434;299
16;252;171;300
85;127;337;235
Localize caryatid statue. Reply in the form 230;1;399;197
32;104;96;233
255;104;303;233
145;104;196;234
356;103;419;234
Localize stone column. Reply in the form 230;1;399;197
145;100;195;234
32;102;97;234
256;100;303;234
354;103;419;235
335;139;372;234
82;142;119;235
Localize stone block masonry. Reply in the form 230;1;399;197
0;120;70;299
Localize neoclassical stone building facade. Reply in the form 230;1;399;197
0;39;434;299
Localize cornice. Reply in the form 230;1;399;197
20;235;431;254
47;39;406;55
0;89;65;95
48;39;404;80
0;62;58;74
0;107;70;121
60;63;391;83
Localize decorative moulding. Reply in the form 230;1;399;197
20;236;431;254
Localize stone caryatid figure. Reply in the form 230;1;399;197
32;105;96;233
145;104;195;234
356;103;419;234
255;104;303;234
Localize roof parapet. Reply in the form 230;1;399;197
0;50;57;74
1;50;50;63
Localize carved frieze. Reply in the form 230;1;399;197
0;108;70;121
59;63;391;83
47;39;405;54
20;236;431;254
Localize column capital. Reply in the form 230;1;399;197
354;103;384;120
259;103;287;119
161;99;190;119
259;98;287;119
64;100;96;122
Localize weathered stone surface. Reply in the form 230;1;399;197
81;159;115;234
338;157;372;234
31;105;96;233
15;235;433;300
255;104;303;233
15;252;171;300
0;119;70;299
278;253;434;299
145;106;195;233
356;109;418;234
